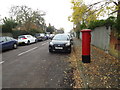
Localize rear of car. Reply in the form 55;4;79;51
40;33;46;41
18;35;28;44
34;33;46;41
0;36;18;51
18;35;37;45
49;34;71;53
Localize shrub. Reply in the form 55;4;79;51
88;20;106;30
88;16;116;30
12;29;41;38
12;30;28;38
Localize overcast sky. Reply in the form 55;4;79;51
0;0;102;32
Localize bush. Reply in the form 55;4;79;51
12;29;41;38
27;29;42;36
88;16;116;30
12;30;28;38
88;20;106;30
80;23;87;30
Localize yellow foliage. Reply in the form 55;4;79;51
69;0;117;29
69;0;97;26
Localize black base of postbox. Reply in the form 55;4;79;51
82;55;91;63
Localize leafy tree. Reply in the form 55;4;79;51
88;0;120;35
2;17;17;33
69;0;120;38
46;24;55;34
68;0;97;38
69;0;98;25
59;27;64;31
0;15;2;23
59;27;64;33
9;5;46;31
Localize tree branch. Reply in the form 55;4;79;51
113;1;118;6
109;10;118;15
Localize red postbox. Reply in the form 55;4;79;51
81;29;91;63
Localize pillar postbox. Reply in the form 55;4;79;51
81;29;91;63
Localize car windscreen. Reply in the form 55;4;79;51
53;35;68;41
40;34;45;36
0;37;7;42
18;36;25;39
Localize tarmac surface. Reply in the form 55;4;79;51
2;40;73;88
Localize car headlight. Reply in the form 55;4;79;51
49;42;53;46
66;42;70;46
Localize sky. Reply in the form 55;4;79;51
0;0;102;33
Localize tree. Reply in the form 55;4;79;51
69;0;118;27
0;15;2;24
60;27;64;33
46;24;55;34
2;17;17;33
68;0;97;38
115;0;120;34
87;0;120;34
56;27;64;34
9;5;46;31
69;0;98;25
69;0;120;38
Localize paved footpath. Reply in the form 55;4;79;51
70;38;119;89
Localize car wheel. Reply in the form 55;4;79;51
13;43;17;49
27;41;30;45
49;49;53;53
68;48;71;53
35;39;38;43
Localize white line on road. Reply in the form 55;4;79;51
0;61;4;64
18;47;38;56
42;42;48;46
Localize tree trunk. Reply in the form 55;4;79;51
117;1;120;34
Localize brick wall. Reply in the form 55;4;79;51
109;30;120;58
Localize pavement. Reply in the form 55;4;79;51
69;38;119;89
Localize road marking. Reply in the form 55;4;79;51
0;61;4;64
18;47;38;56
42;42;48;46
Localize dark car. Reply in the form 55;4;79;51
0;36;18;51
49;34;71;53
34;33;46;41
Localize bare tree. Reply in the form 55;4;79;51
9;5;46;30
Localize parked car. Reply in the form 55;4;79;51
49;34;55;39
66;33;73;45
18;35;37;45
34;33;47;41
49;34;71;53
46;34;50;39
0;36;18;51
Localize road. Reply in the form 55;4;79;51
2;40;72;88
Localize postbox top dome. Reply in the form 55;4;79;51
81;29;91;32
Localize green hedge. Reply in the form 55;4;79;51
88;16;116;30
12;29;42;38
